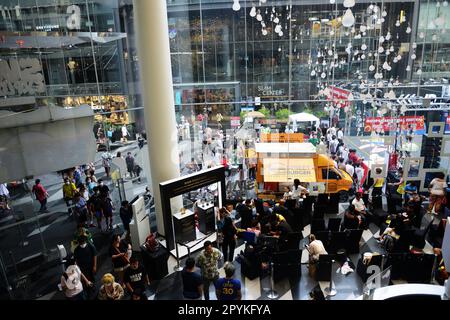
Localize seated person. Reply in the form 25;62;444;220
343;204;365;230
404;181;418;204
352;191;368;215
268;213;292;242
306;234;327;263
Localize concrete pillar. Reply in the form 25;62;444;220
133;0;181;236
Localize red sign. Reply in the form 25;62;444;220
230;116;240;127
326;86;352;108
364;116;425;132
446;116;450;126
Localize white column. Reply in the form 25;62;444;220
133;0;181;236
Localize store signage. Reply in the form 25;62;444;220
260;133;304;143
66;5;81;30
257;85;285;96
0;58;46;96
364;116;425;132
263;158;316;182
230;116;240;127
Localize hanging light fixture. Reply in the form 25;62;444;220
343;0;356;8
342;9;355;27
232;0;241;11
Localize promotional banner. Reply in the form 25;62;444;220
364;116;425;133
230;116;240;127
326;86;352;108
263;158;316;182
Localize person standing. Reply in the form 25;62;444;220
428;172;447;215
62;177;78;214
73;192;88;226
182;258;203;300
102;154;111;178
98;179;110;198
101;194;114;231
337;127;344;141
214;262;242;301
98;273;124;300
32;179;49;213
120;201;133;240
220;208;238;262
60;257;93;300
329;135;339;154
89;187;103;230
126;152;135;178
236;199;253;230
110;234;131;286
124;257;150;295
196;241;223;300
73;235;97;286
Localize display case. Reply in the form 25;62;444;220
197;201;216;235
173;209;196;243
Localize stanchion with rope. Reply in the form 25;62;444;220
267;261;279;299
173;242;183;272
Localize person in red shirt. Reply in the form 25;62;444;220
32;179;49;213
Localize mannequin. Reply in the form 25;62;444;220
67;59;77;84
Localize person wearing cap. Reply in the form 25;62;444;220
98;273;124;300
214;262;241;300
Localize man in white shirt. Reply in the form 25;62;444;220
329;136;339;154
354;163;365;188
307;234;328;263
337;127;344;141
345;161;355;178
352;191;367;214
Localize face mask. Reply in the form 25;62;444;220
100;183;104;186
80;243;87;248
65;182;70;185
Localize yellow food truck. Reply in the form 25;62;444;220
255;142;353;195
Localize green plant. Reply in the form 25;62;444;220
275;108;291;120
258;106;271;118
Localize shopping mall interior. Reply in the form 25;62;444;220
0;0;450;302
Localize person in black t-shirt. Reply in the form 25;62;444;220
236;199;253;229
124;257;149;295
73;235;97;282
120;201;133;240
182;257;203;300
110;234;131;285
98;179;110;197
89;187;103;230
101;196;114;231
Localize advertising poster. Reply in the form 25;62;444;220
263;158;316;182
364;116;425;134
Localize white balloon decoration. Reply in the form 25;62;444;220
411;53;416;60
432;34;438;41
417;69;422;75
378;46;384;53
382;11;387;17
256;14;263;21
361;54;366;59
311;70;316;76
383;61;390;70
360;25;367;32
406;26;412;34
412;42;417;49
406;65;411;71
262;29;268;36
250;7;257;17
444;1;449;7
379;36;385;43
361;44;367;51
278;31;284;36
274;17;279;24
321;72;327;78
397;55;402;60
419;32;425;38
369;65;375;71
395;20;400;27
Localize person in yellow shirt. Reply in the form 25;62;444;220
63;178;78;214
372;168;385;197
